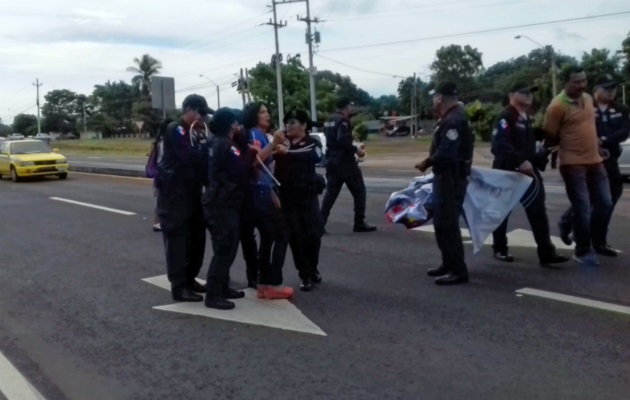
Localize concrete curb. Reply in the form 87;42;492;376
70;165;145;178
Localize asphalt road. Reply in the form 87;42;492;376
1;172;629;400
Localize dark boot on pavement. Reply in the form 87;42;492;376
427;265;448;277
539;254;570;267
595;245;619;257
205;296;235;310
190;281;207;294
172;288;203;302
494;250;514;262
353;221;377;233
224;287;245;299
435;273;469;286
558;221;572;246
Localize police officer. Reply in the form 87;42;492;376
273;109;325;291
415;81;473;285
490;82;569;266
320;97;376;233
156;94;211;302
559;75;630;255
203;108;256;310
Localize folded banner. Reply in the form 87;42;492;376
385;167;533;254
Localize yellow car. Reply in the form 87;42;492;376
0;139;69;182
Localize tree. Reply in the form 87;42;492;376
0;118;11;136
581;48;622;91
397;76;431;118
126;54;162;96
621;31;630;81
430;44;483;100
41;89;89;133
90;81;137;137
12;114;38;135
368;95;402;119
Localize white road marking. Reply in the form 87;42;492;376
50;197;136;216
0;350;46;400
143;275;327;336
516;288;630;316
86;156;102;159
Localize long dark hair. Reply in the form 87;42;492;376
243;102;269;132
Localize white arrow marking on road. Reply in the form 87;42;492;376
516;288;630;316
413;225;574;250
142;275;326;336
50;197;136;216
0;350;46;400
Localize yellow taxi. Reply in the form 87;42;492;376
0;139;69;182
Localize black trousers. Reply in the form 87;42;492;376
321;160;367;225
241;185;288;286
204;207;241;297
492;170;555;259
432;172;468;275
281;193;323;280
605;158;624;208
157;185;206;291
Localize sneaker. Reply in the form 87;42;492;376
311;272;322;284
152;223;161;232
494;251;514;262
572;253;600;267
262;285;294;300
300;279;313;292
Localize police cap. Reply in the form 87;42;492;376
212;108;238;136
182;94;214;116
509;81;538;94
284;109;313;130
594;74;618;89
429;81;459;96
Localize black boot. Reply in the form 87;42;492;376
540;253;570;267
427;265;448;277
494;250;514;262
311;272;322;284
190;281;207;294
435;273;469;286
172;288;203;302
300;278;313;292
224;287;245;299
204;296;235;310
353;221;377;233
595;245;619;257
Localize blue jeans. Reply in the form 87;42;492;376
559;163;613;256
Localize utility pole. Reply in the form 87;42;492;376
298;0;321;131
551;49;558;96
411;73;417;139
239;68;246;108
83;104;87;135
199;74;221;109
266;1;288;128
245;69;252;103
33;78;42;134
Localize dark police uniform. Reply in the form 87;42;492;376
421;84;474;284
320;109;374;231
202;109;254;309
274;133;325;290
156;118;208;299
491;104;566;264
595;100;630;207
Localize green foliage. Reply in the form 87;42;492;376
431;44;484;101
465;100;502;142
41;89;89;133
12;114;38;135
0;118;11;136
126;54;162;96
353;122;368;142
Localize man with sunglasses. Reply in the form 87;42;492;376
490;82;569;266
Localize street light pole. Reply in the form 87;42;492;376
199;74;221;109
515;35;558;96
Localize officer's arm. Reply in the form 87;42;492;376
605;106;630;145
250;130;274;162
286;140;322;165
542;102;563;147
335;120;358;155
427;120;462;168
492;115;526;170
164;124;194;167
208;140;231;186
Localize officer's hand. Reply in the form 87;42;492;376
273;144;288;156
518;160;534;176
272;130;285;146
415;159;428;172
356;148;366;158
599;148;610;160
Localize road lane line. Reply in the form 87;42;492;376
516;288;630;316
0;350;46;400
50;197;136;216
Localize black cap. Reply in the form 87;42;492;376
211;108;238;136
509;81;538;94
336;97;355;110
594;74;618;89
429;81;459;96
182;94;213;116
283;109;313;130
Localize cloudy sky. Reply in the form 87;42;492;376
0;0;628;125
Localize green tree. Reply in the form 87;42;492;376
126;54;162;96
581;48;622;91
0;118;11;136
368;95;402;119
621;31;630;81
41;89;89;133
397;76;431;118
90;81;136;137
431;44;483;100
12;114;38;135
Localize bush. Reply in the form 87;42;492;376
465;100;502;142
353;122;368;141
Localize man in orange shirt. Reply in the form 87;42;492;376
543;66;613;267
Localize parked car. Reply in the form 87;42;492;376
8;133;24;140
0;139;69;182
33;133;53;145
619;139;630;180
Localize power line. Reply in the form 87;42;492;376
316;54;405;78
319;11;630;52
